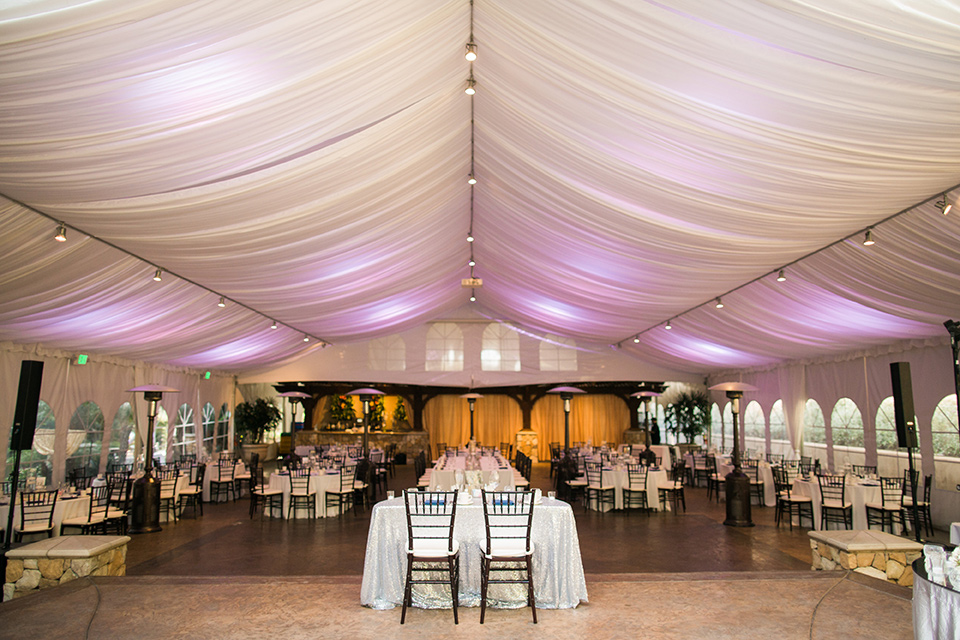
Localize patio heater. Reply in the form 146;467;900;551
631;390;662;447
709;382;757;528
127;384;179;534
278;390;311;450
548;386;585;452
460;392;483;442
347;388;384;456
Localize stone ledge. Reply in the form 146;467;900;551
6;535;130;559
808;530;923;553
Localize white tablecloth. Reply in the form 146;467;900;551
914;561;960;640
650;445;671;470
792;478;886;531
360;497;588;610
585;468;669;511
202;462;247;502
950;522;960;545
0;494;91;538
267;471;346;518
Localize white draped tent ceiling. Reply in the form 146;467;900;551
1;0;959;376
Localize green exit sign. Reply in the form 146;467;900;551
204;371;211;379
75;354;88;365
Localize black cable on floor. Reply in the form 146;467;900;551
809;570;849;640
84;578;102;640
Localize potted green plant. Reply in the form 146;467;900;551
665;390;710;453
392;397;410;431
235;398;281;463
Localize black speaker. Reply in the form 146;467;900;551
890;361;918;449
10;360;43;451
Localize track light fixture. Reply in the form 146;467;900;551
54;223;67;242
465;42;477;62
715;297;724;309
467;233;474;243
270;320;278;330
469;292;477;302
776;269;786;282
937;193;952;215
863;229;875;246
468;174;477;185
665;320;672;330
303;335;309;342
465;77;476;95
633;336;640;343
217;296;226;308
153;268;163;282
468;258;476;267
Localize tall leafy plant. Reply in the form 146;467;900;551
235;398;281;444
665;390;710;443
329;395;357;429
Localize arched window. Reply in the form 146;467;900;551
932;395;960;458
709;403;723;445
368;335;406;371
875;397;900;451
769;400;788;442
743;401;765;440
830;398;863;448
152;406;169;464
481;323;521;371
66;401;104;477
109;402;135;468
722;402;733;447
172;403;196;461
202;402;216;457
539;334;577;371
425;323;463;372
804;399;826;444
7;400;54;484
217;403;230;452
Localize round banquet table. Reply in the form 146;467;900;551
913;556;960;640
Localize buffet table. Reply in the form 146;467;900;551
913;557;960;640
360;496;588;610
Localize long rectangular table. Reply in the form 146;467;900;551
360;496;588;610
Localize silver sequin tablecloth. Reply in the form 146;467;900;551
360;497;588;610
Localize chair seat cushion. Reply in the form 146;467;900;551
16;523;53;533
566;480;588;487
660;482;683;490
253;488;282;496
62;516;106;526
589;485;615;491
781;495;812;503
484;539;534;558
865;502;900;511
822;500;851;509
411;538;460;557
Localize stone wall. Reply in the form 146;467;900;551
295;430;430;459
808;533;921;588
4;536;129;601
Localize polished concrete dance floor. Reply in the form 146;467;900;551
0;463;923;639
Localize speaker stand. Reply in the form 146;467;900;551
905;445;922;544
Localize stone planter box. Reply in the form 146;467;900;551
4;535;130;601
808;530;922;588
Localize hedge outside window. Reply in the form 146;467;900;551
481;323;521;372
769;400;788;442
202;402;216;457
66;401;104;478
108;402;135;468
172;403;196;461
804;399;826;444
5;400;54;484
216;403;230;452
425;322;463;372
875;396;900;451
830;398;863;448
152;406;169;464
932;395;960;458
539;334;577;371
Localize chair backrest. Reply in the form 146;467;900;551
742;459;760;479
156;467;178;481
705;454;718;474
106;473;131;506
772;466;791;496
817;473;846;504
586;466;604;487
404;490;458;554
766;453;784;465
159;471;179;495
219;451;233;462
251;466;265;491
481;489;535;556
369;449;384;464
192;463;207;486
852;465;877;477
289;471;312;495
19;490;58;531
69;468;93;490
626;463;648;489
878;476;902;506
672;459;686;484
87;485;110;522
217;463;236;481
339;465;356;492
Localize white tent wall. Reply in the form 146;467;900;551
708;337;959;529
1;343;234;486
239;312;702;388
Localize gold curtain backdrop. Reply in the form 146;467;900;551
423;395;524;455
531;395;629;460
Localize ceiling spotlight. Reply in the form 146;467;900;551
715;297;724;309
153;268;163;282
937;193;952;215
776;269;786;282
863;229;875;246
465;42;477;62
467;174;477;185
303;335;309;342
270;320;278;330
633;336;640;343
468;259;476;267
54;223;67;242
465;78;476;95
467;233;474;243
470;294;477;302
665;320;672;330
217;296;226;308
